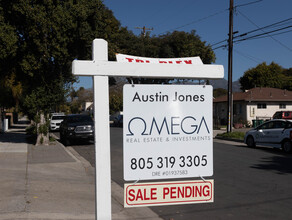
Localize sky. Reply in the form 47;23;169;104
74;0;292;89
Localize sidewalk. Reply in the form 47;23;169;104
0;121;162;220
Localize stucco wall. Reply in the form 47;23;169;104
246;102;292;122
214;101;292;126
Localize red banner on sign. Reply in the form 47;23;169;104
124;180;214;207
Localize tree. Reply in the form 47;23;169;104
116;30;216;84
282;68;292;91
109;91;123;115
69;87;93;114
0;0;124;144
214;88;227;98
239;62;285;91
0;1;217;144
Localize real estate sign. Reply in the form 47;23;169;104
123;84;213;181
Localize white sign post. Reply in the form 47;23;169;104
72;39;224;219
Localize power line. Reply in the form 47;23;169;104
212;44;228;50
234;49;264;63
236;29;292;41
250;29;292;39
237;10;292;52
158;8;227;35
158;0;263;36
211;17;292;47
235;17;292;37
234;0;263;8
233;25;292;43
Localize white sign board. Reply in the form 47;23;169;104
124;180;214;207
123;85;213;181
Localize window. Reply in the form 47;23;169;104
259;121;273;129
273;121;286;129
257;103;267;109
279;104;286;109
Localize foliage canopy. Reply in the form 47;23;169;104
0;0;216;118
239;62;292;91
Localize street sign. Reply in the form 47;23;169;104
124;180;214;207
123;85;213;181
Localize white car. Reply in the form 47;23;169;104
244;119;292;153
50;113;65;131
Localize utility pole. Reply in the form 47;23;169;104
227;0;234;133
135;26;153;37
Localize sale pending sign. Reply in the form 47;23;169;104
123;85;213;181
124;180;214;207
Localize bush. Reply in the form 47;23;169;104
216;131;245;140
26;124;37;144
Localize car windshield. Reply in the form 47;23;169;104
52;116;65;120
67;115;93;123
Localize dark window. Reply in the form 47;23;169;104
279;104;286;109
273;121;286;129
52;116;65;120
239;104;242;114
67;115;93;123
257;103;267;109
259;121;273;129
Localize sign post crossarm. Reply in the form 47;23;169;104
72;60;224;79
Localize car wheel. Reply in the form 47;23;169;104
246;136;255;147
282;140;292;153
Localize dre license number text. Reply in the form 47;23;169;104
130;155;207;170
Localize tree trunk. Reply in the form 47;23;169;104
36;112;49;145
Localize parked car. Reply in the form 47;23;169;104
49;113;65;131
59;114;94;146
273;111;292;119
244;119;292;152
113;114;123;127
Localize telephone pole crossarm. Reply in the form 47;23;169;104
135;26;153;36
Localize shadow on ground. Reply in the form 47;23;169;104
251;154;292;174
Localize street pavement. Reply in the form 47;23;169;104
0;120;162;220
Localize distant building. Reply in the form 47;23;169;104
82;102;93;112
213;87;292;125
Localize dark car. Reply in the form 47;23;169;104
60;114;94;146
113;115;123;127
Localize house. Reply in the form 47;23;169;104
213;87;292;126
81;102;93;112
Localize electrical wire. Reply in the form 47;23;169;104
234;0;263;8
211;18;292;51
236;29;292;41
234;25;292;43
234;49;264;63
237;10;292;52
158;8;227;35
158;0;263;36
